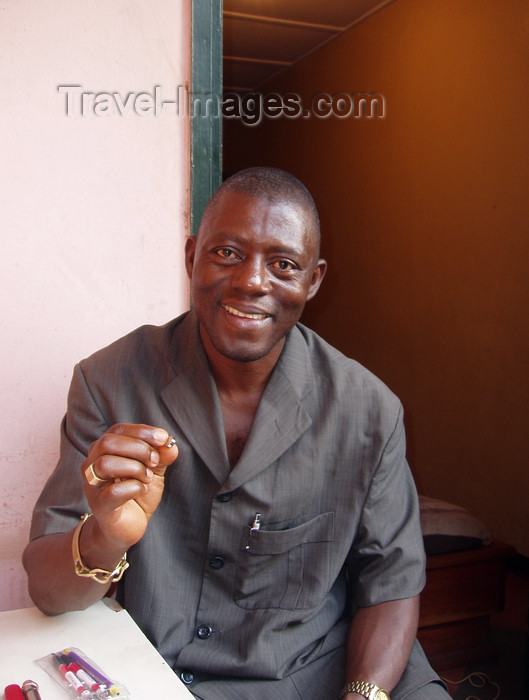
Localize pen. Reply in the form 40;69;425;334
21;681;42;700
68;661;101;692
63;649;120;695
67;661;111;699
245;512;261;549
52;653;93;699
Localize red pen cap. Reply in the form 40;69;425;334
4;685;25;700
68;662;99;691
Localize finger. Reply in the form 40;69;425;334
157;437;179;469
86;455;155;486
83;425;178;488
89;479;154;523
99;425;178;466
84;461;112;488
88;432;163;472
109;423;174;450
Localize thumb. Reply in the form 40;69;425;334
154;437;179;476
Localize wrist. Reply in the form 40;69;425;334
83;512;130;560
340;681;390;700
74;514;129;582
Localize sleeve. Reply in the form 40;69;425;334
346;404;426;608
29;362;110;540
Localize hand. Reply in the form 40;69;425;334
81;423;179;551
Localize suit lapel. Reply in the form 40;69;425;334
160;314;314;489
225;327;314;491
161;313;230;485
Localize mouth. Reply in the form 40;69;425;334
222;303;270;320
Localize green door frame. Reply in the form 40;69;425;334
190;0;223;235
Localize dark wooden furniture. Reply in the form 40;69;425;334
417;541;516;670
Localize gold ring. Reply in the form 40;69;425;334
85;463;109;486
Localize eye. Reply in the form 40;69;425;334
270;259;296;271
214;248;239;261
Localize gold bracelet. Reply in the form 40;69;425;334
72;513;129;584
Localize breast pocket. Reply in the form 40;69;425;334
233;511;335;611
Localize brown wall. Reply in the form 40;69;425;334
224;0;529;555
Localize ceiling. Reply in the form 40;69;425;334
223;0;396;93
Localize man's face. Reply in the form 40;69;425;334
185;190;326;364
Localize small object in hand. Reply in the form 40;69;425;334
165;436;177;448
85;463;109;486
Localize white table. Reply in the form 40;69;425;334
0;599;194;699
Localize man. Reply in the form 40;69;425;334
24;168;448;699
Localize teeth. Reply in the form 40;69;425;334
223;304;267;320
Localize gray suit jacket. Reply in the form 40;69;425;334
30;311;439;699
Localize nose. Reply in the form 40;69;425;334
233;257;271;294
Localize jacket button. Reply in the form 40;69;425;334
209;556;225;569
216;492;233;502
180;670;194;684
196;624;213;639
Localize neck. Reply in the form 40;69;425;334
199;327;284;398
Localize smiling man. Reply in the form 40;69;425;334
187;186;325;364
24;168;448;699
185;178;326;468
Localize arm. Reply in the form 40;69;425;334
341;397;424;697
23;423;178;615
342;595;419;698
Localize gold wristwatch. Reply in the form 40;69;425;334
340;681;390;700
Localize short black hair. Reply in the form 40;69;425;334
199;166;321;253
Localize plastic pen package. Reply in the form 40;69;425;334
36;647;129;699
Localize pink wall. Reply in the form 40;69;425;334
0;0;191;611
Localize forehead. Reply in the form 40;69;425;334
199;190;314;250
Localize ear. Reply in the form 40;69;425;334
306;258;327;301
184;235;197;279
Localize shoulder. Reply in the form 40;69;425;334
294;322;400;410
78;312;191;380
